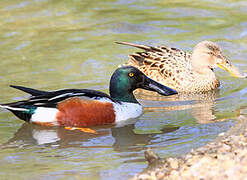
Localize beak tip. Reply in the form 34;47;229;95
171;89;178;95
160;88;178;96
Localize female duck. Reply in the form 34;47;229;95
0;66;177;127
117;41;243;93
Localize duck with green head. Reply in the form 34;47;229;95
0;66;177;129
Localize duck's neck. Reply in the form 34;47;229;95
110;89;139;104
109;85;139;104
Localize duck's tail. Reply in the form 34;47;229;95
115;41;162;52
0;103;33;122
0;85;44;122
10;85;47;96
116;41;150;67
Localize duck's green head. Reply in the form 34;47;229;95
109;66;177;103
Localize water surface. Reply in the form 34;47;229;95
0;0;247;179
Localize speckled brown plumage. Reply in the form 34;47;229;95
117;41;242;93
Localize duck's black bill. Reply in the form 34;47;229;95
141;76;177;96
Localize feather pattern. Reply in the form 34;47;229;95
116;41;222;92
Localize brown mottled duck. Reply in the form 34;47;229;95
117;41;244;93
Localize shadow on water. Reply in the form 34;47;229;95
137;89;223;124
1;123;179;151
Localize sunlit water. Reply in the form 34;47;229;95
0;0;247;179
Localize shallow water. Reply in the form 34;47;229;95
0;0;247;179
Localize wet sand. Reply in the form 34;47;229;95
131;109;247;180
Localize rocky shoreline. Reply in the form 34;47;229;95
131;110;247;179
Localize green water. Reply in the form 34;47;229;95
0;0;247;179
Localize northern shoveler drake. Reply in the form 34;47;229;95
0;66;177;129
116;41;244;93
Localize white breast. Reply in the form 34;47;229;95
95;97;143;122
113;102;143;122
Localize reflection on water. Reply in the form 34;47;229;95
137;89;220;124
2;123;179;151
1;0;247;179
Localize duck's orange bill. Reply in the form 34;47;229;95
64;127;98;134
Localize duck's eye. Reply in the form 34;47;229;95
129;72;134;77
